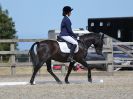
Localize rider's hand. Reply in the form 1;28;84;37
77;37;80;40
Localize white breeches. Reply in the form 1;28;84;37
61;36;79;52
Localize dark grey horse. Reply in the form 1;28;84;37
29;33;104;85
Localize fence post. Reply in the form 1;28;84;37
11;65;16;76
10;43;16;75
106;37;114;74
0;56;3;62
61;64;66;76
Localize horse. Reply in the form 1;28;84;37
29;33;104;85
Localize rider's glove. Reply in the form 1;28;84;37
77;37;80;40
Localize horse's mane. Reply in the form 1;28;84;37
80;33;101;39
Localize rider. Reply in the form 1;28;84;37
59;6;79;62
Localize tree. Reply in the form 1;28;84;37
0;5;17;51
0;5;17;62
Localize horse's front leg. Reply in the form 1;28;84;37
79;60;92;83
65;61;76;84
87;68;92;83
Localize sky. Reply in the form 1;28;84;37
0;0;133;49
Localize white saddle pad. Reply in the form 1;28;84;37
58;42;79;53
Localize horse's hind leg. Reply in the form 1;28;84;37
30;61;44;85
46;59;62;84
65;61;75;84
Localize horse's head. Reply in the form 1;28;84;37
93;34;104;56
80;33;104;56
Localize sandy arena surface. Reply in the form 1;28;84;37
0;71;133;99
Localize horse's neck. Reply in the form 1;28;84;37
80;39;94;49
79;34;98;50
78;40;90;51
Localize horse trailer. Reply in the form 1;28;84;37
48;28;90;40
88;17;133;42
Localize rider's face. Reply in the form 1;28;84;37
68;12;71;16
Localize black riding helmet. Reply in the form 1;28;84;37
62;6;73;16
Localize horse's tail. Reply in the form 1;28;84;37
29;42;39;67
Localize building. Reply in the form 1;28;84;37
88;17;133;42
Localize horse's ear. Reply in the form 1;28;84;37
101;34;104;40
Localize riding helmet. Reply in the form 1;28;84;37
62;6;73;16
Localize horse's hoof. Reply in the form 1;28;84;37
30;83;35;85
65;81;70;84
88;79;92;83
30;81;36;85
57;81;62;84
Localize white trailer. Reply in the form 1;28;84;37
48;28;91;40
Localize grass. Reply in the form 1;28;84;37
0;66;48;76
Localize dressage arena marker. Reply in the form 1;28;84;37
0;82;29;86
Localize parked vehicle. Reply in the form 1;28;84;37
113;47;133;70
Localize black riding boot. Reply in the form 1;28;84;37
67;44;77;62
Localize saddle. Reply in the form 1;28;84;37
57;36;78;53
57;36;72;49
